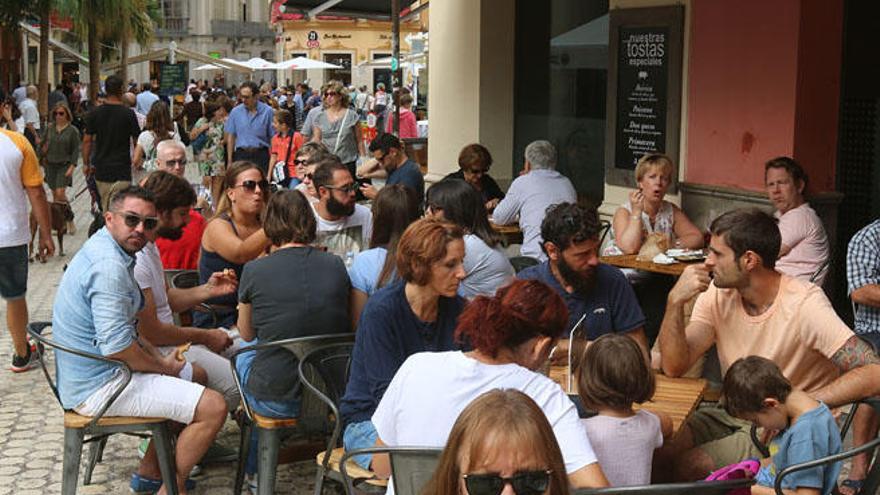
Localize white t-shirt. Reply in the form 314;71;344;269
460;234;515;298
312;203;373;259
582;410;663;486
18;98;40;130
134;242;175;325
373;351;598;493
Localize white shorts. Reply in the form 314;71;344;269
75;371;205;425
158;343;240;410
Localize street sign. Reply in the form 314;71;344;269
390;57;399;72
158;62;186;97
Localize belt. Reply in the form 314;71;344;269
236;146;268;153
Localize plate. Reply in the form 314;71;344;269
673;253;706;262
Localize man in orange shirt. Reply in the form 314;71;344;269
0;128;54;371
658;208;880;480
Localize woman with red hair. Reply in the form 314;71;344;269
369;279;609;491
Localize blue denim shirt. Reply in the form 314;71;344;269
224;100;275;149
52;228;143;409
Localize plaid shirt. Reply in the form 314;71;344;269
847;219;880;333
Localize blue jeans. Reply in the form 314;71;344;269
236;340;301;475
343;420;378;469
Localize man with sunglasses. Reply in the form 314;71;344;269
52;186;227;493
225;81;274;174
360;133;424;202
311;156;373;258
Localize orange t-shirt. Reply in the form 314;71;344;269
690;275;852;394
270;132;304;178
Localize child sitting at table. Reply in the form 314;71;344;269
721;356;841;495
577;334;672;486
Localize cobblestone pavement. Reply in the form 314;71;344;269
0;169;339;494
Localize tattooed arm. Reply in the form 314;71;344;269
812;336;880;408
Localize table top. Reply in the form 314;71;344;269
549;365;707;436
600;254;699;276
489;220;522;235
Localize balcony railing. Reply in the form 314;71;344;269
155;16;189;37
211;20;274;39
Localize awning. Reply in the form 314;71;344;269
281;0;420;18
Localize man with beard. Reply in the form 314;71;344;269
52;186;227;494
517;202;648;359
152;140;207;270
657;208;880;481
311;155;373;259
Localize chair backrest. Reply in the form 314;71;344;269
775;435;880;495
26;321;132;428
170;270;200;289
299;342;355;413
230;333;355;423
509;255;539;274
339;446;442;495
573;477;755;495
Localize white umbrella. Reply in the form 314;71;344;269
276;56;341;70
193;63;224;71
240;57;277;70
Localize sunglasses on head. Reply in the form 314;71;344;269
463;470;551;495
114;211;159;230
235;179;269;192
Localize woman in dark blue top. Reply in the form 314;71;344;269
340;218;468;469
196;161;271;327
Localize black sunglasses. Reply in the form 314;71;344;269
293;158;311;166
324;183;358;194
235;179;269;192
463;470;551;495
114;211;159;230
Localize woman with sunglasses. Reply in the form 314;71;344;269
191;96;233;208
41;103;80;206
311;80;365;178
369;279;608;491
293;142;332;203
196;161;271;328
423;389;571;495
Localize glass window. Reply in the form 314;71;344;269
324;53;353;85
514;0;609;204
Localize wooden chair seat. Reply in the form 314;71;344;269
318;448;388;487
252;413;298;429
63;411;166;429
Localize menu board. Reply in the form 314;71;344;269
158;62;186;97
605;6;683;189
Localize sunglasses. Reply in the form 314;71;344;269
114;211;159;230
324;91;338;97
302;173;314;181
235;179;269;192
324;183;358;194
463;470;551;495
54;111;68;116
293;158;311;166
164;159;186;167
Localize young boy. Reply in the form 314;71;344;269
721;356;842;495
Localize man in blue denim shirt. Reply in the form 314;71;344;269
53;186;227;494
225;80;274;173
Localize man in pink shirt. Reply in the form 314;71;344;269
657;208;880;481
384;93;418;139
765;157;830;285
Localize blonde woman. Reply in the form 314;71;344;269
311;80;365;176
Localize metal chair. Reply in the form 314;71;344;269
298;342;357;495
509;255;540;274
230;333;355;495
573;477;755;495
27;322;179;495
340;446;443;495
775;435;880;495
168;269;221;327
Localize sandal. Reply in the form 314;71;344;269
839;478;864;495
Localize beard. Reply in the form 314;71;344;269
557;255;596;294
157;225;184;240
326;194;355;217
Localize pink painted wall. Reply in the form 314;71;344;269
685;0;842;193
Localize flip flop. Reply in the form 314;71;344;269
839;478;864;495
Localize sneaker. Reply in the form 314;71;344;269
10;346;38;373
129;473;196;494
245;473;257;495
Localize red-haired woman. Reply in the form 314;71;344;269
369;278;609;490
339;218;468;470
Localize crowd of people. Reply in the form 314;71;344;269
1;70;880;495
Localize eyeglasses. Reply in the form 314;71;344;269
462;470;552;495
324;183;358;194
235;179;269;192
113;211;159;230
302;173;314;182
164;159;186;167
54;111;67;116
324;91;338;97
293;159;311;166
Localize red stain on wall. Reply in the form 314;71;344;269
740;132;755;155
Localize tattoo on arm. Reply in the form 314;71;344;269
831;336;880;372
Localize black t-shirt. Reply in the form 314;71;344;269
238;246;351;401
443;169;506;204
84;103;140;182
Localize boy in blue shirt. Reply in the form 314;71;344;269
721;356;841;495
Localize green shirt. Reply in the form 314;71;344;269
44;123;80;166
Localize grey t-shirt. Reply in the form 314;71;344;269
313;108;359;163
239;246;351;401
459;234;515;298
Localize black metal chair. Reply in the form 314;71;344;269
27;322;179;495
339;446;443;495
775;435;880;495
168;269;221;327
230;333;355;495
573;477;755;495
509;255;540;274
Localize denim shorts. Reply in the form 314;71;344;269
0;245;28;300
343;420;378;469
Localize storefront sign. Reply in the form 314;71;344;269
158;62;186;97
307;30;320;48
324;33;352;40
605;6;683;189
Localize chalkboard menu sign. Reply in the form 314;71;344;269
158;62;186;97
605;6;683;189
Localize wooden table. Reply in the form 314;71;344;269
599;254;701;277
490;221;524;245
549;366;707;437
